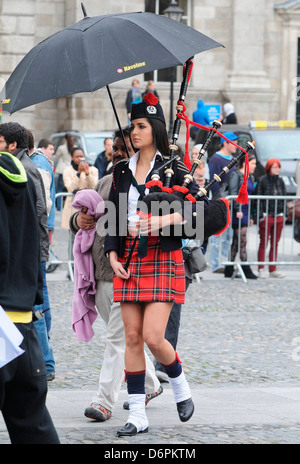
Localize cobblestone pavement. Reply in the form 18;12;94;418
1;219;300;445
46;276;300;390
27;273;300;444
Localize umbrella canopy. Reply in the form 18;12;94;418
1;11;223;114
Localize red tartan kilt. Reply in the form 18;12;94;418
113;234;185;304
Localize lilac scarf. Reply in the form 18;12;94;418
71;189;105;341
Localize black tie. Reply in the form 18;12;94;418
131;174;148;259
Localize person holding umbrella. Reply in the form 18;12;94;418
69;127;163;423
104;94;206;437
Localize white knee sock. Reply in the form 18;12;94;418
168;371;191;403
128;394;149;431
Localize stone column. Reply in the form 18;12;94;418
223;0;280;123
275;4;300;121
0;0;37;128
226;0;271;91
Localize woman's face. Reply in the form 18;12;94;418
249;158;256;174
72;149;84;165
269;163;280;175
130;118;154;151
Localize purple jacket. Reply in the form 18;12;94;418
71;189;105;342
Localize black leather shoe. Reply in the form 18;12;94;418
116;422;148;437
241;265;257;279
224;265;234;278
177;398;194;422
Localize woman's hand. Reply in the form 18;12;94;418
236;211;243;219
137;215;161;235
136;212;183;235
109;251;130;280
78;161;85;173
84;162;90;176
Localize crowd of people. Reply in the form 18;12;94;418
206;129;288;280
0;88;298;443
181;97;290;280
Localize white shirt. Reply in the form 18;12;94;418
127;150;161;227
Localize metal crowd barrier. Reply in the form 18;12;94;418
48;192;300;284
218;195;300;282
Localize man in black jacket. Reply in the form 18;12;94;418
0;122;55;378
0;151;59;444
0;122;49;262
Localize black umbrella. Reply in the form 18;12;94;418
0;6;223;114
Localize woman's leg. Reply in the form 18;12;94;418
121;302;145;371
269;216;284;272
117;302;148;436
143;301;174;365
258;217;269;270
239;226;257;279
230;228;239;262
143;302;194;422
239;226;248;262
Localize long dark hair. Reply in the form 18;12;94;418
65;133;74;154
149;119;170;157
129;116;169;156
237;153;256;169
130;119;170;156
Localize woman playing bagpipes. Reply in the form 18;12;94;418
104;93;228;437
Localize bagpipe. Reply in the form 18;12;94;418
123;58;255;271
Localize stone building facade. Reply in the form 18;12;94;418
1;0;300;141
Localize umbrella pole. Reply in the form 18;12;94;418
106;85;130;158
